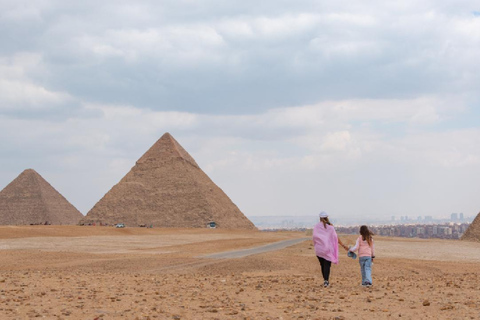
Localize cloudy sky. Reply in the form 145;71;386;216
1;0;479;223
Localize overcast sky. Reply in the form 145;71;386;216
1;0;479;223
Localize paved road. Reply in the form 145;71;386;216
201;237;309;259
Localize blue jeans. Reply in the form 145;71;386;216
359;256;372;285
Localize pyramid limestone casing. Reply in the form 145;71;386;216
461;211;480;241
81;133;256;229
0;169;83;225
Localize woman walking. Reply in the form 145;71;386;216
313;211;348;287
348;225;375;287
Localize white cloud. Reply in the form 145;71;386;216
0;0;44;22
0;54;72;110
218;13;320;39
0;79;71;110
396;129;480;167
73;26;226;65
88;104;198;132
409;105;441;124
320;131;352;152
233;96;460;134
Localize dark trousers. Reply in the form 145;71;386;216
317;256;331;281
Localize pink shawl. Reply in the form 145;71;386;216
313;222;339;264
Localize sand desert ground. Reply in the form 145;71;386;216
0;226;479;320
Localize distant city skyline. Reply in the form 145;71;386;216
250;212;476;229
336;222;470;240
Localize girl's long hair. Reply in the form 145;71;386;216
360;225;373;246
320;217;332;228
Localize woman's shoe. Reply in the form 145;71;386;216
324;280;329;287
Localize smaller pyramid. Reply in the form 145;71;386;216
0;169;83;225
461;211;480;241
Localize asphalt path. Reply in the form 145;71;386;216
201;237;309;259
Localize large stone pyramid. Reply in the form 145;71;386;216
0;169;83;225
81;133;256;229
461;211;480;241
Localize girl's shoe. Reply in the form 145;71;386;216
324;280;329;287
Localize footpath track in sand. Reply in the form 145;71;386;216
201;237;309;259
145;238;310;272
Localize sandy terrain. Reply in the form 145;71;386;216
0;226;479;319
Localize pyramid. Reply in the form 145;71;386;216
461;211;480;241
0;169;83;225
81;133;256;229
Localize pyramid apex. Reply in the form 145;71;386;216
20;168;40;177
138;133;199;168
158;132;176;144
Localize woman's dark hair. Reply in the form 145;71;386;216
360;225;373;246
320;217;332;228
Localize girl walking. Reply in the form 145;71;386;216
313;211;348;287
349;225;375;287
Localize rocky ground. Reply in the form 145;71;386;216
0;226;479;319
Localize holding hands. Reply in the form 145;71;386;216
338;239;350;252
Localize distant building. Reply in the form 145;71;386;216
451;213;458;221
438;226;452;235
426;226;433;236
460;213;464;220
336;222;470;240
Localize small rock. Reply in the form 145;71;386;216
422;300;430;306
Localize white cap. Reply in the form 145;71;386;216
319;211;328;218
